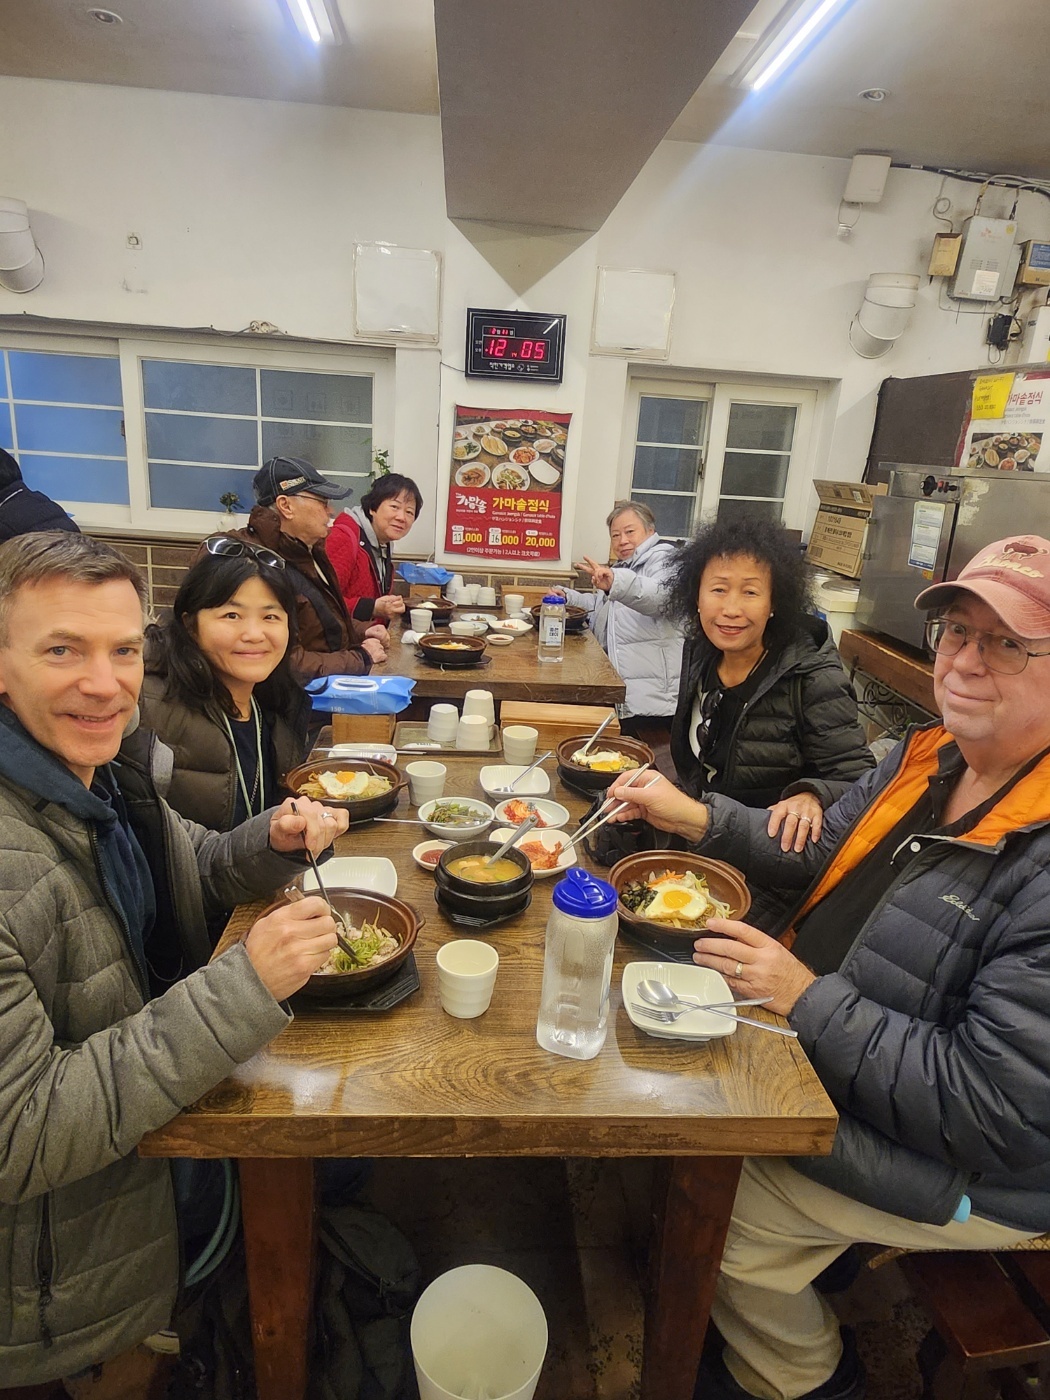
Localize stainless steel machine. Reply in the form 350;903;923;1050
856;466;1050;650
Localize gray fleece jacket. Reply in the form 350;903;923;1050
0;707;300;1385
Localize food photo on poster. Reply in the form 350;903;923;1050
444;406;570;562
957;370;1050;471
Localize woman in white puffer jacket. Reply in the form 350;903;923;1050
561;501;684;754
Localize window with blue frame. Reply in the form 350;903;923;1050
0;350;129;505
143;360;373;512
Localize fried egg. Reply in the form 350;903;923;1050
645;879;712;924
571;747;635;772
317;769;371;800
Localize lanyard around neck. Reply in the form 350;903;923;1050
221;696;265;818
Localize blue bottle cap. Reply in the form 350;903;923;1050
551;868;617;918
541;594;564;605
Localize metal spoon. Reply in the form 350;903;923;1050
630;1000;798;1037
576;711;614;759
638;979;772;1013
635;980;797;1038
484;812;539;866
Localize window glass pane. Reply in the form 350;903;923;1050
262;422;372;475
8;351;122;406
717;497;783;525
148;463;259;511
631;445;702;493
0;410;12;451
636;396;705;446
146;413;258;466
632;491;695;539
142;361;256;415
261;370;372;424
720;451;790;499
15;404;126;456
21;455;129;505
725;403;797;453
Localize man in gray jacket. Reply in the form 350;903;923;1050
608;535;1050;1400
0;531;347;1387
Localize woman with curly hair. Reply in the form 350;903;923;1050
668;516;873;860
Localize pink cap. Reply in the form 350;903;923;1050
914;535;1050;639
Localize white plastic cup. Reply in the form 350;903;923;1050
428;704;459;743
462;584;481;605
411;1263;547;1400
406;760;447;806
435;940;499;1019
502;725;538;766
410;608;433;635
449;574;465;593
503;593;525;616
456;715;491;750
463;689;495;727
477;586;497;607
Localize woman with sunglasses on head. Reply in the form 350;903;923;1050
327;473;423;624
131;543;310;833
668;516;873;873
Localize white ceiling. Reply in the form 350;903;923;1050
1;0;1048;233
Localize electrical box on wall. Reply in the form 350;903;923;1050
928;233;962;278
842;154;891;204
948;216;1020;301
1018;241;1050;288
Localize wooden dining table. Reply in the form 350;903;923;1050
382;619;627;705
140;756;836;1400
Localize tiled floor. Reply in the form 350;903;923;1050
370;1157;931;1400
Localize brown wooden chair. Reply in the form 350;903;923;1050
897;1242;1050;1400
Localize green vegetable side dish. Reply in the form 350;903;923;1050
427;801;486;826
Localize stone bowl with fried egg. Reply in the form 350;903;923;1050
608;851;751;954
284;757;405;823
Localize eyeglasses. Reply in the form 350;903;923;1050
204;537;286;571
695;685;722;749
925;617;1050;676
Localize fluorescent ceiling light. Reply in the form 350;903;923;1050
736;0;854;91
284;0;342;45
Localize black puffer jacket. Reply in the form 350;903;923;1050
699;725;1050;1232
671;617;874;809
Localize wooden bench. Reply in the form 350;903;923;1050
900;1248;1050;1400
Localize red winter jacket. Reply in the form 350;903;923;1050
327;510;393;623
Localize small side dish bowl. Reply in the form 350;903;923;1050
418;797;494;840
412;839;453;872
491;796;571;830
489;826;576;879
478;764;551;802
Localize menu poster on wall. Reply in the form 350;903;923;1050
443;406;569;562
957;369;1050;472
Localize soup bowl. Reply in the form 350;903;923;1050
435;838;534;917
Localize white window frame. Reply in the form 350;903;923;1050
0;328;395;536
620;374;822;534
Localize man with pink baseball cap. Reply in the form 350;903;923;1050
913;534;1050;639
600;533;1050;1400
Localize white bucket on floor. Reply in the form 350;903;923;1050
411;1264;548;1400
814;576;861;647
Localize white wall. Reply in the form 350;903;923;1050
3;75;1047;566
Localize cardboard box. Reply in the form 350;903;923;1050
805;480;887;580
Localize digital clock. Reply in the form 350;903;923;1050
465;308;566;382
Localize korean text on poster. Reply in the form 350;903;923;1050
957;370;1050;472
444;407;569;562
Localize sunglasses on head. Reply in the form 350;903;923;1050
204;537;286;571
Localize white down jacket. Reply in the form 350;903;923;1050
563;532;683;719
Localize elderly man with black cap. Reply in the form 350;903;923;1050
200;456;388;683
605;535;1050;1400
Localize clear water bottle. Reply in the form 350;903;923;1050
537;592;566;663
536;869;619;1060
